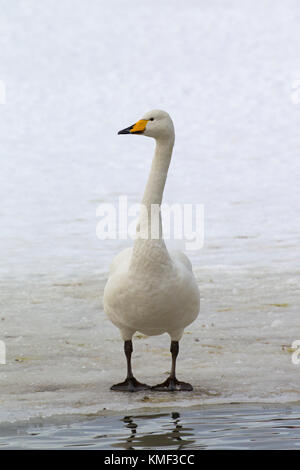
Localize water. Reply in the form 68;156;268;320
0;0;299;426
1;405;300;450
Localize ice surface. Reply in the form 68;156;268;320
0;0;300;423
0;266;299;424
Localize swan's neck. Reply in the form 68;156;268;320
142;138;173;210
130;136;174;274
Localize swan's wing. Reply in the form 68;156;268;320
108;247;133;276
169;250;193;272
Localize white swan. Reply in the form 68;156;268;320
103;110;200;391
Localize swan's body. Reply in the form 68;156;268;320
105;246;199;341
103;110;200;391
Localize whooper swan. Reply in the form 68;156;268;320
103;109;200;391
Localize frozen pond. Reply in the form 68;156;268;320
0;265;299;423
0;0;299;425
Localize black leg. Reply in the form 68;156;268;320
152;340;193;391
111;340;150;392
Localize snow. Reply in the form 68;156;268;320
0;0;299;423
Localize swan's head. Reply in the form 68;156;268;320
118;109;174;141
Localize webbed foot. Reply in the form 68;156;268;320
111;377;150;392
151;376;193;392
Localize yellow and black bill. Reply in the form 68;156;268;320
118;119;148;135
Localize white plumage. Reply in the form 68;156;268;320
103;110;200;391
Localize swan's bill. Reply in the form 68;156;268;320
118;119;148;135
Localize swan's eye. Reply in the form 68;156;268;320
149;118;154;121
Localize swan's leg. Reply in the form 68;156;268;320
152;341;193;391
111;340;150;392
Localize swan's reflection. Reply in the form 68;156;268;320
112;411;196;450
